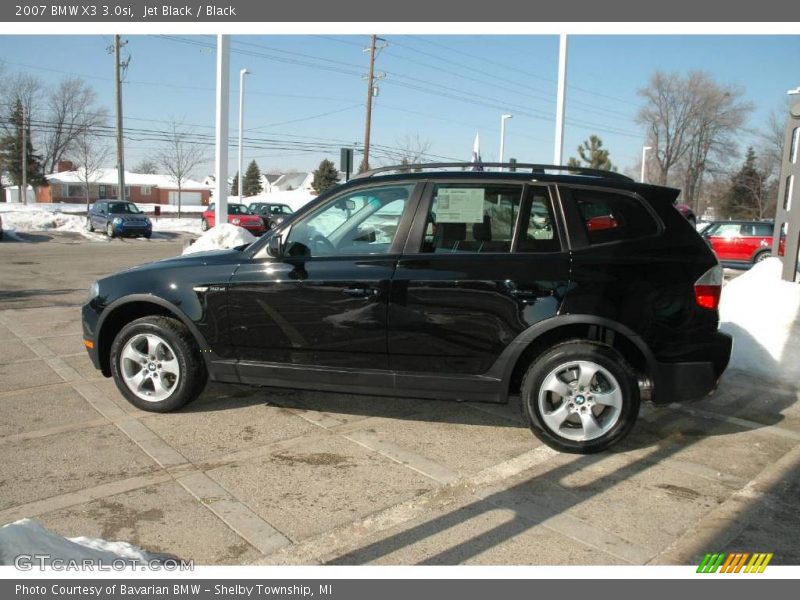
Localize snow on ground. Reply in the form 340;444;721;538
720;257;800;382
182;223;256;255
151;217;202;235
0;208;108;241
0;519;174;565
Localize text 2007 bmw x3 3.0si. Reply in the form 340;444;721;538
82;163;732;453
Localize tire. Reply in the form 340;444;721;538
520;341;640;454
106;222;115;238
753;250;770;264
200;218;209;232
86;218;94;232
110;316;208;412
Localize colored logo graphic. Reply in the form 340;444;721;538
696;552;773;573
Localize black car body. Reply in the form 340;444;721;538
82;164;732;453
247;202;294;229
87;201;152;238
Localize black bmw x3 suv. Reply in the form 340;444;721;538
82;163;732;453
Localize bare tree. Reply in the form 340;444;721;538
638;71;751;211
70;130;111;214
154;120;206;218
637;71;699;186
394;134;432;170
41;77;108;175
132;158;159;174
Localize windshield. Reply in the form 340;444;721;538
107;202;141;214
228;204;251;215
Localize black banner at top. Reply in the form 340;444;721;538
0;0;795;22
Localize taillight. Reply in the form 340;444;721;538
694;265;723;310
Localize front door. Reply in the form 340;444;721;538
227;182;421;374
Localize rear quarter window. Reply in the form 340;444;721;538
573;189;659;245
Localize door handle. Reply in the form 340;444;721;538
508;286;553;301
342;287;379;298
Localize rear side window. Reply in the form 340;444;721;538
573;189;658;245
517;191;561;253
421;184;523;253
742;222;773;237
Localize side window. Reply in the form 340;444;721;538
517;190;560;253
573;189;658;245
421;184;523;253
710;222;741;237
285;184;414;257
752;223;773;237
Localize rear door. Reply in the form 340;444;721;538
388;180;570;376
739;222;773;261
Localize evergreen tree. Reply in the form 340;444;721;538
567;135;616;171
230;172;239;196
312;159;340;194
0;99;47;188
243;160;263;197
722;147;767;219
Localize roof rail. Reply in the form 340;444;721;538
353;162;633;182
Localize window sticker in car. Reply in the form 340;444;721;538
435;188;485;223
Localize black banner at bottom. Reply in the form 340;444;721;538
2;579;795;600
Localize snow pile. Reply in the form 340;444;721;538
720;257;800;381
151;217;202;234
0;519;175;566
182;223;256;255
0;209;87;234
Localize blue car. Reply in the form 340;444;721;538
86;201;152;238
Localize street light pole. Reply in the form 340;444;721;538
499;114;512;171
238;68;249;200
641;146;652;183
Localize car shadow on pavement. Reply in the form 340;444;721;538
266;322;797;565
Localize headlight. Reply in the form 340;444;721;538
144;217;152;225
232;217;241;225
112;217;123;225
88;281;100;301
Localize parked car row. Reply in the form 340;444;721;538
200;202;294;235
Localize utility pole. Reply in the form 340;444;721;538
361;35;387;173
21;104;27;204
113;35;128;202
238;68;249;200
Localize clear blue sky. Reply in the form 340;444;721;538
1;34;798;177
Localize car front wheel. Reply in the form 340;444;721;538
106;222;115;238
200;218;209;232
520;341;640;453
110;316;207;412
86;218;94;232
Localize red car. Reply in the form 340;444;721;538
200;203;266;236
701;220;784;265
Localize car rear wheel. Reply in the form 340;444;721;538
106;222;115;238
753;250;771;264
520;341;640;453
110;316;207;412
200;218;209;232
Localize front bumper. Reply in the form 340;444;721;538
82;302;103;372
652;331;733;403
113;221;152;236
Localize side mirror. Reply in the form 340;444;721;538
266;235;282;258
285;241;311;259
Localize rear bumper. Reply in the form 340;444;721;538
652;331;733;403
